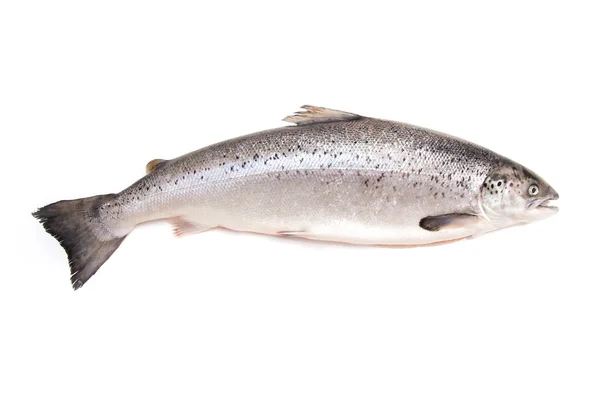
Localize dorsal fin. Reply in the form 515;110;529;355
283;105;361;126
145;159;167;174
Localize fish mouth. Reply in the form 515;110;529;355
528;194;559;211
538;199;559;211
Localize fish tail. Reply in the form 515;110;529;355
32;194;129;290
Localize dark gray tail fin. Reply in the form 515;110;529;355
33;194;127;290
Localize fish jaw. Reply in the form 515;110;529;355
526;192;559;220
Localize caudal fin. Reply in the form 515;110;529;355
33;194;128;290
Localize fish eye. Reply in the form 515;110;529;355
528;184;539;196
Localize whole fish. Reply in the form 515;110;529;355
34;106;559;289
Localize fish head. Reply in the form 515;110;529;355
480;164;559;224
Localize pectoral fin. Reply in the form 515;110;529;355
419;213;481;232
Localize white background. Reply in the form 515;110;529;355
1;1;598;399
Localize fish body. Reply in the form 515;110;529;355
34;106;559;288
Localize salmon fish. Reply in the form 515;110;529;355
33;106;559;289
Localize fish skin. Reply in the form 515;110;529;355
33;106;559;288
105;110;554;243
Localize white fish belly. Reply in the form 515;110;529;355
175;170;491;245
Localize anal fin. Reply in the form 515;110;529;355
169;216;214;237
419;213;481;232
276;230;309;236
